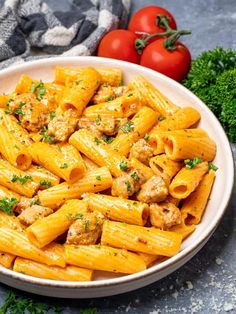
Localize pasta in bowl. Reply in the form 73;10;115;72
0;57;233;298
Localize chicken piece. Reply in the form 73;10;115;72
91;84;116;104
150;202;181;230
137;175;168;203
18;205;53;226
112;86;128;97
129;139;154;165
95;116;117;136
47;109;78;142
78;117;102;137
10;93;49;132
66;211;105;245
112;169;145;199
14;197;39;215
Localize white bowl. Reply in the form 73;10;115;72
0;57;234;298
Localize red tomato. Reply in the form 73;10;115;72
128;6;177;42
97;30;140;64
140;39;191;82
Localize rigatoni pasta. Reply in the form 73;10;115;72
0;66;217;282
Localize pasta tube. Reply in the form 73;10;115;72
110;106;158;156
26;200;88;248
149;154;182;179
30;142;86;183
38;167;112;208
137;253;162;266
101;221;182;256
83;93;140;120
130;158;154;180
14;258;93;281
69;129;129;177
170;219;196;240
65;245;146;274
55;66;122;86
163;134;216;161
0;228;65;266
0;159;38;197
169;162;208;199
181;170;215;224
0;211;23;231
60;67;101;113
15;74;36;94
128;75;179;115
82;155;99;171
0;125;32;170
0;185;21;201
0;252;16;269
25;165;60;188
84;193;149;226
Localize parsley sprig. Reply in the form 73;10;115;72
11;175;32;185
0;198;18;215
119;121;134;133
184;157;202;169
39;126;56;143
31;81;46;101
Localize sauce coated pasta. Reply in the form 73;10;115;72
0;66;217;281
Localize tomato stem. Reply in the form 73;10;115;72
134;15;191;54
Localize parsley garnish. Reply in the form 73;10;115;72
106;96;114;102
14;102;25;116
60;163;68;169
184;157;202;169
11;175;32;185
31;81;46;100
119;161;128;171
84;219;90;232
102;135;114;144
144;133;149;141
94;115;101;126
119;121;134;133
50;111;56;120
125;180;132;192
131;171;139;182
4;99;13;114
66;213;73;220
40;180;52;188
208;162;218;171
158;115;166;121
39;126;56;143
94;137;102;145
96;176;101;181
76;213;83;219
30;199;41;206
76;80;83;85
0;198;18;215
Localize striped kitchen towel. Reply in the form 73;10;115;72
0;0;130;69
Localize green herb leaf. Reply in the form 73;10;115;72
76;213;83;219
39;126;56;143
119;161;128;171
50;111;56;120
0;198;18;215
94;137;102;145
60;163;68;169
208;162;218;171
94;115;101;126
106;96;114;102
84;219;90;232
158;115;166;121
102;135;114;144
30;199;41;206
11;175;32;185
184;157;202;169
144;133;149;141
96;176;101;181
119;121;134;133
125;180;132;192
40;180;52;188
131;171;139;182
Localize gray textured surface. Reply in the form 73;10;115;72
0;1;236;313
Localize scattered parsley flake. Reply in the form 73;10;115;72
30;199;41;206
66;213;73;220
125;180;132;192
106;96;114;102
84;219;90;232
184;157;202;169
119;161;128;171
60;163;68;169
11;175;32;185
94;115;101;126
39;126;56;143
102;135;114;144
76;213;83;219
144;133;149;141
50;111;56;120
131;171;139;182
40;180;52;188
94;137;102;145
208;162;218;171
96;175;101;181
76;80;83;85
0;198;18;215
31;81;46;100
158;115;166;121
119;121;134;133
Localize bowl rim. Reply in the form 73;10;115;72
0;56;234;289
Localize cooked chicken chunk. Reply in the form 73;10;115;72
150;202;181;230
137;175;168;203
66;211;105;245
95;116;116;136
129;139;154;165
91;84;116;104
112;169;145;199
18;205;53;226
10;93;49;132
48;109;78;142
112;86;127;97
14;197;39;215
78;117;102;137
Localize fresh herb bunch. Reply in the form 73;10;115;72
183;47;236;142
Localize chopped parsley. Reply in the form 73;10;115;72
144;133;149;141
39;126;56;143
184;157;202;169
94;137;102;145
119;121;134;133
84;219;90;232
96;175;101;181
76;213;83;219
0;198;18;215
4;99;13;114
50;111;56;120
60;163;68;169
158;115;166;121
208;162;218;171
106;96;114;102
14;102;26;116
30;199;41;206
11;175;32;185
31;81;46;100
40;180;52;188
76;80;83;85
125;180;132;192
131;171;139;182
102;135;114;144
94;115;101;126
119;161;128;171
66;213;73;220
